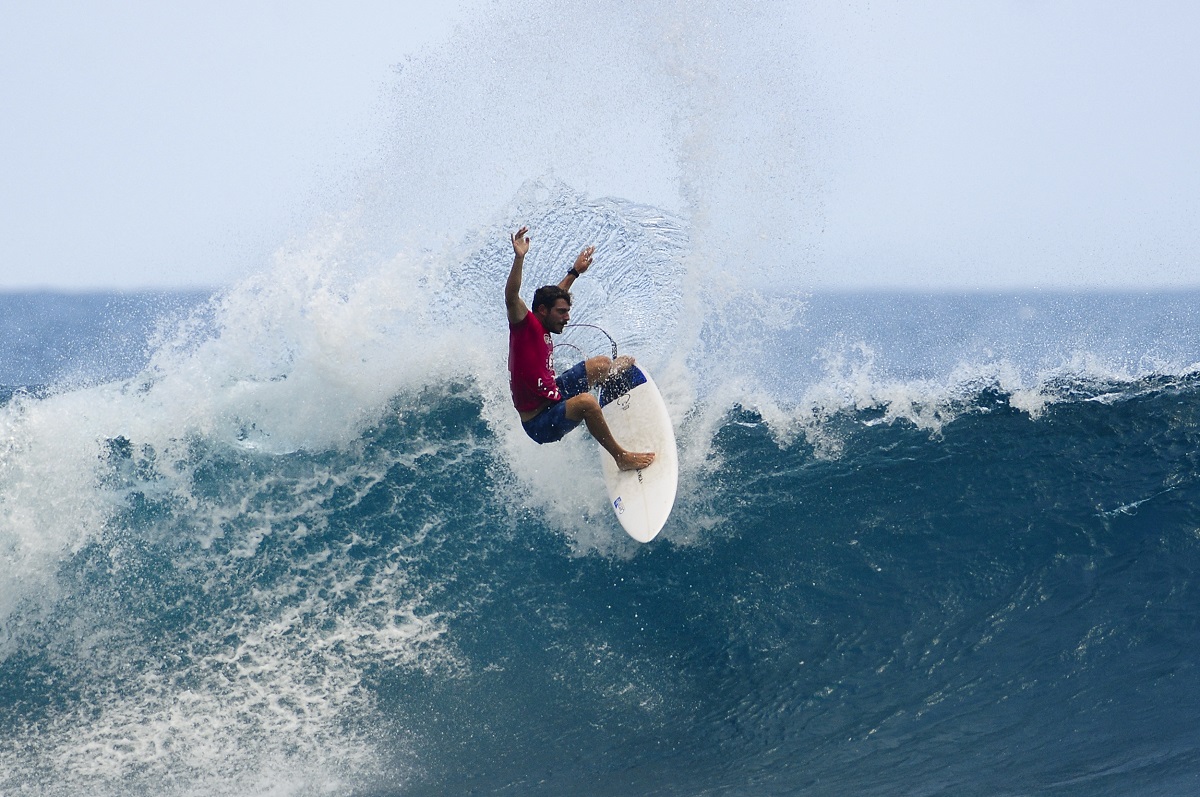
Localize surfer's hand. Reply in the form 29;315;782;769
573;246;595;274
511;227;531;258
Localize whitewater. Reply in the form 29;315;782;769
4;2;1200;795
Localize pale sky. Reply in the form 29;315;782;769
0;1;471;290
1;1;1197;291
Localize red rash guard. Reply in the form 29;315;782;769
509;312;562;412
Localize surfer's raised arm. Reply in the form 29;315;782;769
505;227;531;325
557;245;595;291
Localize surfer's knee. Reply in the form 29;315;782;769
564;392;601;421
584;356;613;386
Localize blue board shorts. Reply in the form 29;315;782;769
522;361;591;444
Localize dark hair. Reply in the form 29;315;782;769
531;285;572;313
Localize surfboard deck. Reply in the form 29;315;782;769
598;365;678;542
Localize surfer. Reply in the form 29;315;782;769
505;226;655;472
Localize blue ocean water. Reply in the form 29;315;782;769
2;238;1199;795
0;291;211;388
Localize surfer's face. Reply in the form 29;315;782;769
539;299;571;334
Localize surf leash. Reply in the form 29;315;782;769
563;324;619;359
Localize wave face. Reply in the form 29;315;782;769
3;273;1200;796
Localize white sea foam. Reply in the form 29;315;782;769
0;215;486;793
0;406;458;795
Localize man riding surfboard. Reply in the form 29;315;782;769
505;226;655;472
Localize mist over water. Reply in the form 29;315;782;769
326;0;823;292
3;1;1200;795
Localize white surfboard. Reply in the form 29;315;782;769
598;365;678;542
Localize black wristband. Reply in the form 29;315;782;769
568;267;581;278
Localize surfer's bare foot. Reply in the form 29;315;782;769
616;451;655;471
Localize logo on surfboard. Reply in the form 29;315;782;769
613;496;624;514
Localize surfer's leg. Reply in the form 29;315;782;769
556;360;592;400
564;393;655;471
583;356;613;387
521;401;580;444
583;355;635;388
